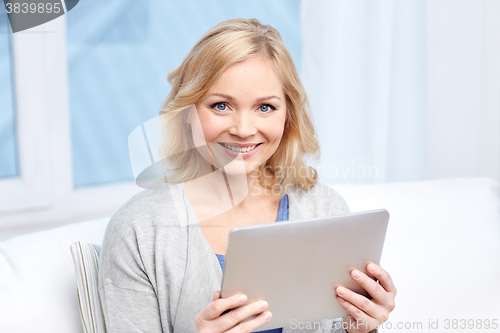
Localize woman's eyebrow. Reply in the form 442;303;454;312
206;93;234;100
206;93;282;102
256;95;282;102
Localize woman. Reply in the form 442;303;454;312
98;18;396;333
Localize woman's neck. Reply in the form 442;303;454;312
184;162;279;219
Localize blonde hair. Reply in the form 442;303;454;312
159;18;319;193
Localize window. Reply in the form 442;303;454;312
0;0;301;227
0;13;18;180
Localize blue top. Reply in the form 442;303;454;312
215;194;288;333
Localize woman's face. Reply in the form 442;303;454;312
193;56;287;178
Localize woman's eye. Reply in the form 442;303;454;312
259;104;275;113
214;103;227;111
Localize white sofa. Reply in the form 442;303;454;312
1;178;499;333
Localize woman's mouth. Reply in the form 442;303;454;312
219;143;261;152
217;142;262;158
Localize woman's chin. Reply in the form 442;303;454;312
218;160;251;176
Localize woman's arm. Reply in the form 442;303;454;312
99;282;164;332
98;220;168;332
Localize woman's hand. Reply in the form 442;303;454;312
195;291;272;333
335;263;397;333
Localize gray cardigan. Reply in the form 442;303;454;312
98;182;351;333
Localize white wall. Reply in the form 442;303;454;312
301;0;500;185
479;0;500;182
426;0;483;179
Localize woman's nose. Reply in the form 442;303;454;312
228;112;257;138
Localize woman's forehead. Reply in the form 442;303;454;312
204;57;284;100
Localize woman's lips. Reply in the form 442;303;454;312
218;142;262;159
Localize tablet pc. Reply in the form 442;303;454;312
220;209;389;331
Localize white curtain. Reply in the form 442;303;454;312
301;0;499;185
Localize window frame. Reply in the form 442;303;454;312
0;16;140;230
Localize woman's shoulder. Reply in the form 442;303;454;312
287;182;350;219
103;182;188;240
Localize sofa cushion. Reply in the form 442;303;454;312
334;178;500;330
70;241;106;333
0;217;109;333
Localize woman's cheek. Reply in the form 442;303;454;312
198;113;223;143
266;120;286;145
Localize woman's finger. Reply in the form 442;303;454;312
367;263;397;295
348;269;390;304
335;286;383;320
199;293;248;320
220;300;269;329
337;296;375;323
225;310;273;333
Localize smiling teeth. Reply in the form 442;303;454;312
222;143;258;153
